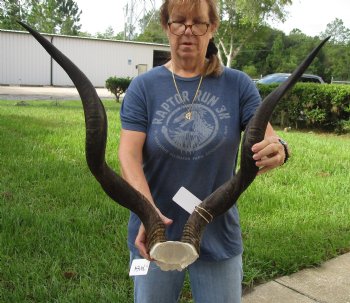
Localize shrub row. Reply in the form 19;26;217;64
104;78;350;133
257;83;350;133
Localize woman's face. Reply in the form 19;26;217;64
167;0;215;63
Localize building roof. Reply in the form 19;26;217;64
0;28;170;48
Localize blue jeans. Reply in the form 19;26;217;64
130;252;243;303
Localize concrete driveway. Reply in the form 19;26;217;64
0;85;115;100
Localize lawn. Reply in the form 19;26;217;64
1;99;349;302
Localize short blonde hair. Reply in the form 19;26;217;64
160;0;222;77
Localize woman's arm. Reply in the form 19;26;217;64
118;129;154;204
118;129;172;259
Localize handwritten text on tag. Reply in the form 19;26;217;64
129;259;150;276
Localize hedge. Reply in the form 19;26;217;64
257;83;350;134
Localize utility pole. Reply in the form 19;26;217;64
123;0;157;40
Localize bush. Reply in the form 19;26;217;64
257;83;350;133
105;76;132;102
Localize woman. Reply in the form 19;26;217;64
119;0;288;302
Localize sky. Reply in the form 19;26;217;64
75;0;162;35
75;0;350;37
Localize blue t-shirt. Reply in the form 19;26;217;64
120;65;261;261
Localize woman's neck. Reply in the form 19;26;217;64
165;58;206;78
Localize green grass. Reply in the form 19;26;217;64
240;130;350;287
1;100;350;302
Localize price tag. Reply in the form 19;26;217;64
129;259;150;276
172;186;202;214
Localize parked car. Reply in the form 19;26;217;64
257;73;325;84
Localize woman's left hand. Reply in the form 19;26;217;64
251;135;285;175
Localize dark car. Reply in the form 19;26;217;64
257;73;325;84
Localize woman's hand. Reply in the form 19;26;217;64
252;135;286;175
135;210;173;260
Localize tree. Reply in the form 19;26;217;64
265;33;285;72
324;44;350;81
114;31;125;40
57;0;82;35
96;26;115;39
320;20;350;81
27;0;57;33
285;30;326;76
233;25;282;77
1;0;82;35
79;31;93;38
320;18;350;45
216;0;292;67
105;77;132;102
27;0;81;35
0;0;29;30
135;10;168;44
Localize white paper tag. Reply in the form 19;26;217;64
129;259;150;276
172;186;202;214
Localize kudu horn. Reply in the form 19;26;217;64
17;21;166;251
181;37;331;253
20;21;329;270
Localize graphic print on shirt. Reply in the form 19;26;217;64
152;89;231;160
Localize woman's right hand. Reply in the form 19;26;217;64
135;211;173;260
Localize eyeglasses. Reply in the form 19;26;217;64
167;22;210;36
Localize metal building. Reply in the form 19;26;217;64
0;29;170;87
